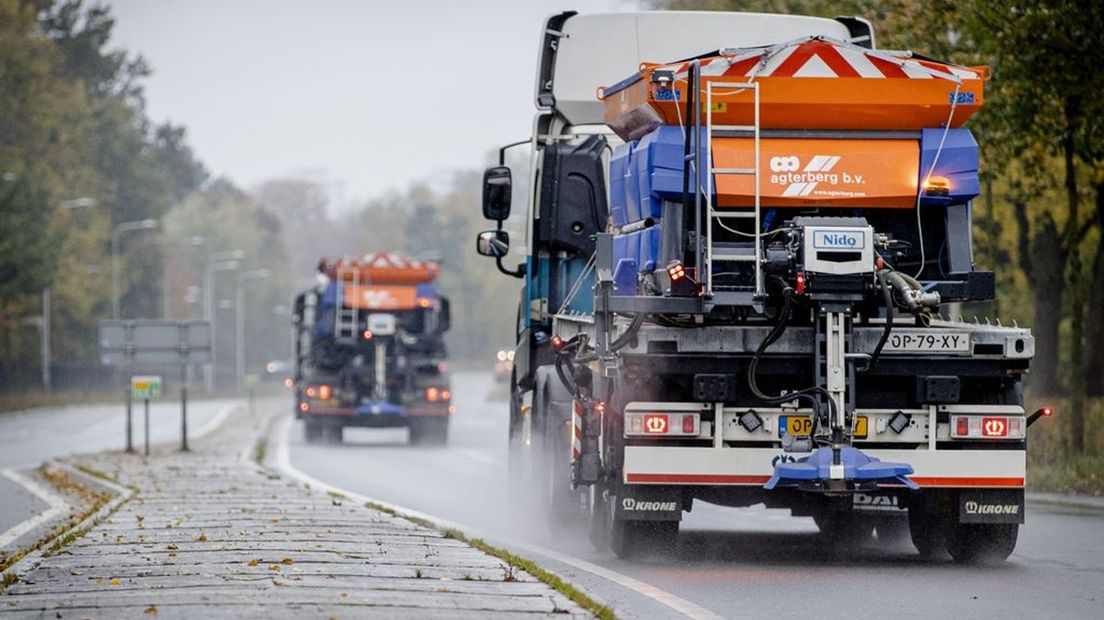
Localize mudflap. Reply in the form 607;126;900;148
958;489;1025;524
615;485;684;522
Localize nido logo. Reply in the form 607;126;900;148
621;497;678;512
770;155;800;172
964;501;1020;515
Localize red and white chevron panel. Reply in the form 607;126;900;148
663;36;980;81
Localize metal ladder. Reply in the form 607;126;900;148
334;262;361;343
703;80;763;300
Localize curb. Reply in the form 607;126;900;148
1026;492;1104;512
5;460;135;580
268;413;724;620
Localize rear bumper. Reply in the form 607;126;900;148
623;446;1025;489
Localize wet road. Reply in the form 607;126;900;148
285;371;1104;619
0;399;235;539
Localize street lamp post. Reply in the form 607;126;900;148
164;236;205;320
202;253;244;392
111;218;158;320
236;269;271;389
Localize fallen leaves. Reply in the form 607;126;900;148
247;559;259;567
144;605;158;615
281;557;294;565
196;532;207;542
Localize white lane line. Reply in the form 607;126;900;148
456;448;498;465
0;467;70;549
193;402;239;439
272;414;723;620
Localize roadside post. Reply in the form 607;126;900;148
246;373;259;417
131;375;162;456
101;320;211;454
125;384;133;453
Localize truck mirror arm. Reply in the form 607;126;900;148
496;254;525;279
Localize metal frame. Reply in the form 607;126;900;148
704;80;762;299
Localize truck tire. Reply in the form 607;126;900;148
874;515;910;546
590;480;679;557
536;371;585;532
814;511;874;547
304;420;323;443
908;503;948;559
410;419;448;446
611;517;679;559
945;523;1018;564
325;423;344;444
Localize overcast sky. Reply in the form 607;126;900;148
106;0;636;212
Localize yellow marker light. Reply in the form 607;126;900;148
922;175;951;196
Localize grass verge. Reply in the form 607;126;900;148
0;465;116;587
364;501;615;619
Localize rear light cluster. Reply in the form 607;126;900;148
425;387;451;402
950;415;1025;440
625;412;700;437
305;385;335;400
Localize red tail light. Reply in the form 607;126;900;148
299;402;309;412
319;385;331;400
284;378;293;388
426;387;440;402
305;386;317;398
955;416;969;436
441;390;451;400
682;414;695;433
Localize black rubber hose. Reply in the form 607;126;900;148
746;289;837;434
866;270;894;371
610;313;646;352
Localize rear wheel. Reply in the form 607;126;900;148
324;423;344;444
908;504;948;559
410;418;449;446
540;384;585;533
814;511;875;547
874;515;911;546
611;517;679;559
303;420;323;443
945;523;1018;564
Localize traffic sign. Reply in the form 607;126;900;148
131;375;163;400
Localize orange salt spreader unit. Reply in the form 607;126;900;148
318;252;441;312
599;36;990;210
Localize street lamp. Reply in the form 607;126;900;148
203;255;243;391
111;218;158;320
236;269;271;388
163;236;206;320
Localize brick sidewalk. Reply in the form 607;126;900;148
1;407;588;619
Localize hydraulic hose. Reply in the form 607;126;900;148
746;289;837;434
866;270;895;371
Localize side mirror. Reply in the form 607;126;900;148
482;166;512;221
476;230;510;257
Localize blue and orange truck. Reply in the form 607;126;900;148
292;252;452;444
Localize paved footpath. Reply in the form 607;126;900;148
1;406;589;619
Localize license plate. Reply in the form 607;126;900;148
778;415;867;438
883;330;970;353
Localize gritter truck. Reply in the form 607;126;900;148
292;252;452;445
476;10;1051;562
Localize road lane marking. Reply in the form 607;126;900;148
272;413;724;620
456;448;498;465
193;402;239;439
0;467;70;549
